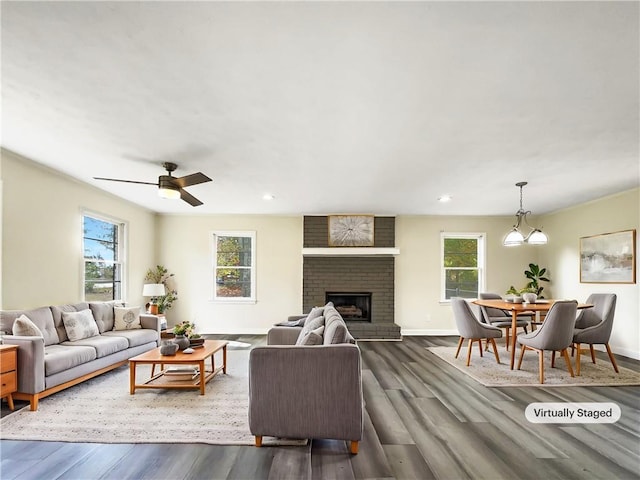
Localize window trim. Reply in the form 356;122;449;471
211;230;257;304
440;232;486;303
81;210;127;302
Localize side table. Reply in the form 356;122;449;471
0;344;18;410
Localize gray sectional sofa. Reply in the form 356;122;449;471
0;301;160;411
248;302;364;454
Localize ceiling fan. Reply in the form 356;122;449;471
94;162;212;207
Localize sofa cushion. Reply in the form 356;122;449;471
62;309;100;342
61;335;129;358
51;303;89;342
89;301;124;333
12;314;44;337
44;344;97;376
1;307;59;346
103;329;158;348
296;325;325;345
114;306;141;330
295;315;325;345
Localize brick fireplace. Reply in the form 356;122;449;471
302;216;401;340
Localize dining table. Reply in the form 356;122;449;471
472;299;593;369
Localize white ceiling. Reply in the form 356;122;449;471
2;1;638;216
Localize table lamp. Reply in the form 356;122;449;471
142;283;166;315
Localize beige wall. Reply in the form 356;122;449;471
1;150;156;309
396;215;539;333
155;214;302;333
538;188;639;359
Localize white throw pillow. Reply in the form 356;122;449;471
12;314;44;337
113;306;141;331
62;309;99;341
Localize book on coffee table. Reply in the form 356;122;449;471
163;367;199;381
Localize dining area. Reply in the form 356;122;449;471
451;293;619;384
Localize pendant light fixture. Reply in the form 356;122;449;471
503;181;548;246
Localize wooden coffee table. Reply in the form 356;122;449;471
129;340;228;395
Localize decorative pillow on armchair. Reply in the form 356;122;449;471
62;309;100;341
113;306;142;330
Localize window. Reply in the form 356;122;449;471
83;213;125;301
441;232;485;301
212;231;256;302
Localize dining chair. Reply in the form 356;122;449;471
478;292;532;351
451;297;502;366
572;293;618;376
516;300;578;384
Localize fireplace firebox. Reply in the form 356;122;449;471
325;292;372;322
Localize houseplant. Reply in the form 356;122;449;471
524;263;550;298
172;320;195;350
144;265;178;313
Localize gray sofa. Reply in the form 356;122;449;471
0;301;160;411
248;302;364;454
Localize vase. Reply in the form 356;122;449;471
159;341;179;356
522;292;538;304
174;335;190;350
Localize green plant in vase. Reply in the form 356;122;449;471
145;265;178;313
524;263;550;298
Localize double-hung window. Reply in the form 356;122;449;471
82;213;125;301
212;231;256;303
441;232;485;301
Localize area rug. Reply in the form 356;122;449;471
0;349;306;446
428;346;640;387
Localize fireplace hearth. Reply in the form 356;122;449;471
326;292;371;322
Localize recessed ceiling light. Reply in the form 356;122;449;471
438;195;452;203
263;194;275;200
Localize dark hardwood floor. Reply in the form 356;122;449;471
1;335;639;480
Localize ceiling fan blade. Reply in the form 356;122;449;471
94;177;157;186
179;188;203;207
173;172;212;188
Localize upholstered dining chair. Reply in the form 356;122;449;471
478;292;532;351
572;293;618;376
516;300;578;384
451;297;502;366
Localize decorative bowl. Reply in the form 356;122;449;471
505;295;523;304
160;341;179;356
522;293;538;304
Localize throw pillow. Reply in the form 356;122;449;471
113;306;142;330
62;309;99;342
295;315;325;345
296;325;325;346
12;314;44;337
306;306;324;323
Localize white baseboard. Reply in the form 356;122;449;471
401;329;458;336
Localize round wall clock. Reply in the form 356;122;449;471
328;215;375;247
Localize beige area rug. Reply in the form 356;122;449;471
428;346;640;387
0;349;305;446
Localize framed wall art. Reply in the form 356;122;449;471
580;229;636;283
328;215;374;247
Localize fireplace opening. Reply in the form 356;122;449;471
325;292;372;322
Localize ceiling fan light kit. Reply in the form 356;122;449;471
94;161;212;207
503;181;548;247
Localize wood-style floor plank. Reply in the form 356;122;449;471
1;335;638;480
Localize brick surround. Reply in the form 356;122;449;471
302;216;401;340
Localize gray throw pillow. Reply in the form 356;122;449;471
295;315;325;344
62;309;99;341
12;314;44;337
296;325;325;346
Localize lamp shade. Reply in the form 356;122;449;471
527;229;548;245
142;283;165;297
503;229;525;247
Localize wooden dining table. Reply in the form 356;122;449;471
472;299;593;370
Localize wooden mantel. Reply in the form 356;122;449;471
302;247;400;257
